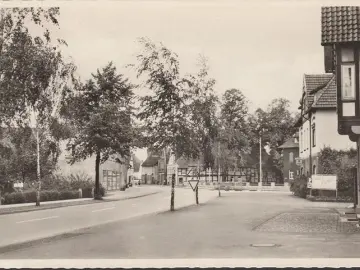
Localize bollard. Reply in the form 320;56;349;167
0;190;2;205
78;188;82;198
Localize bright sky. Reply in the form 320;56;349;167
8;0;358;161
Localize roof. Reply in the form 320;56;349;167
304;73;334;108
141;155;160;167
176;156;204;168
278;137;299;149
312;76;337;108
321;6;360;45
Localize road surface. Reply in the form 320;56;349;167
1;190;360;259
0;186;217;251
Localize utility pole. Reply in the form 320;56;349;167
218;142;221;197
259;132;262;185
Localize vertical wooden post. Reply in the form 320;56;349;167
195;185;199;205
170;173;175;211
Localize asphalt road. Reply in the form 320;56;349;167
0;186;217;250
1;190;359;259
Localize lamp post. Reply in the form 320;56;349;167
321;6;360;208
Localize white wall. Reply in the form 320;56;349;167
56;141;128;188
299;116;311;159
299;110;355;160
315;110;355;152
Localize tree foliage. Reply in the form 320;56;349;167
0;126;59;184
133;37;198;159
64;62;135;164
0;7;76;127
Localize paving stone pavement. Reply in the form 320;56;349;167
255;211;360;234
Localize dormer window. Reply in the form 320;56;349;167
294;138;298;144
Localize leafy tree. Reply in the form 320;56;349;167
247;98;298;181
186;56;219;170
0;7;77;205
132;37;198;210
0;126;59;185
63;62;135;199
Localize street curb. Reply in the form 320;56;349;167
0;194;218;255
0;191;161;216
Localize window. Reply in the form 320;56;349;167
341;64;356;100
296;170;300;175
289;171;294;180
289;152;294;163
312;123;316;147
340;47;356;117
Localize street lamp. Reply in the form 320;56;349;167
321;6;360;207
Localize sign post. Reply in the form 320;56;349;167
189;166;200;205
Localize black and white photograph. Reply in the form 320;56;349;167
1;0;360;268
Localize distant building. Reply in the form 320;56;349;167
278;134;299;182
295;74;355;176
127;154;141;183
140;150;165;184
57;141;129;191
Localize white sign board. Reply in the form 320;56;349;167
14;182;23;188
311;174;337;190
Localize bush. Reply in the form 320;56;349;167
317;147;356;198
2;189;80;205
81;185;106;198
290;174;308;198
307;195;353;203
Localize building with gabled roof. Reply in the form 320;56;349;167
278;133;299;182
295;73;355;177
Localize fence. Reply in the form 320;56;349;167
177;166;283;185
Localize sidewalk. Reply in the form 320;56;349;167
0;186;163;216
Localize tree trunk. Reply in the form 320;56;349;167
170;173;175;211
163;148;168;185
94;151;102;200
36;126;41;206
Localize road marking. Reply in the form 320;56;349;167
92;207;115;213
132;203;137;206
16;216;59;224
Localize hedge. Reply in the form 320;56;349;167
290;147;356;200
2;189;80;205
306;195;353;203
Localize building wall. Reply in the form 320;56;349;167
57;141;127;191
298;109;355;175
282;147;300;182
315;110;355;152
141;166;156;184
